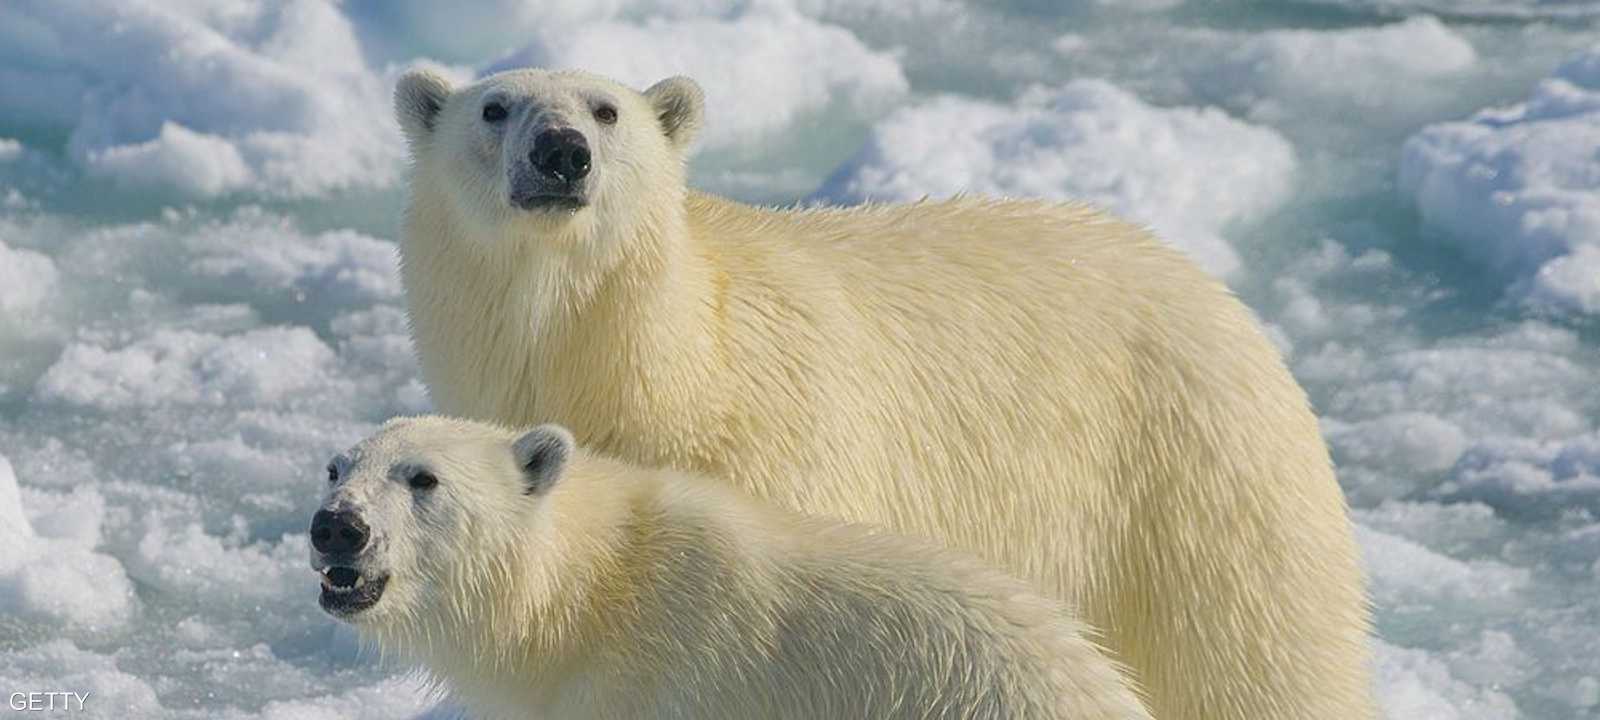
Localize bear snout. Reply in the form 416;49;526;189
310;509;370;556
530;128;590;183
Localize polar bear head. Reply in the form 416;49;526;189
394;67;703;247
308;417;574;628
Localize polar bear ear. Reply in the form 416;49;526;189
512;424;574;496
395;69;454;146
644;76;704;151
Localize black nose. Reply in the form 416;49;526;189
310;509;369;555
530;128;590;182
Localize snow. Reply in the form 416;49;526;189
1374;640;1520;720
1528;245;1600;314
1299;318;1600;518
487;6;909;152
2;1;1599;717
0;641;164;717
1326;412;1469;475
347;0;727;64
0;455;137;631
1189;17;1477;119
218;677;439;720
180;209;401;306
0;455;29;541
1401;46;1600;315
85;122;256;197
1358;524;1528;609
816;80;1296;276
0;236;57;315
1303;0;1600;19
35;327;338;410
0;0;402;198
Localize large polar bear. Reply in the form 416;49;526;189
311;416;1154;720
393;68;1375;719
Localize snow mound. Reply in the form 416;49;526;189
35;326;337;410
1373;640;1520;720
1400;46;1600;315
182;208;401;306
1358;524;1529;610
1191;17;1476;116
0;0;401;198
1326;412;1468;475
0;641;164;717
0;455;136;630
0;236;57;314
487;6;908;152
816;80;1297;276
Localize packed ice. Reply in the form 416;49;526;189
0;1;1597;718
1401;47;1600;316
0;0;401;198
816;79;1296;276
486;5;910;152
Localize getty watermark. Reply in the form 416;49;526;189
8;692;90;712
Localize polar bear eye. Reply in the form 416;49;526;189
482;102;508;123
593;104;618;125
408;470;440;491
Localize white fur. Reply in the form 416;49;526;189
328;417;1154;720
395;68;1376;719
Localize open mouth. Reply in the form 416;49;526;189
318;566;389;617
511;193;586;211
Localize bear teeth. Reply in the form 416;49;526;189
321;568;361;593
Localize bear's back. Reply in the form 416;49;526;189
584;474;1151;720
676;192;1365;720
679;190;1322;575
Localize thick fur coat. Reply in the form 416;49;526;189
393;68;1375;719
321;417;1153;720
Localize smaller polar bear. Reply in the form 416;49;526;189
309;416;1152;720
